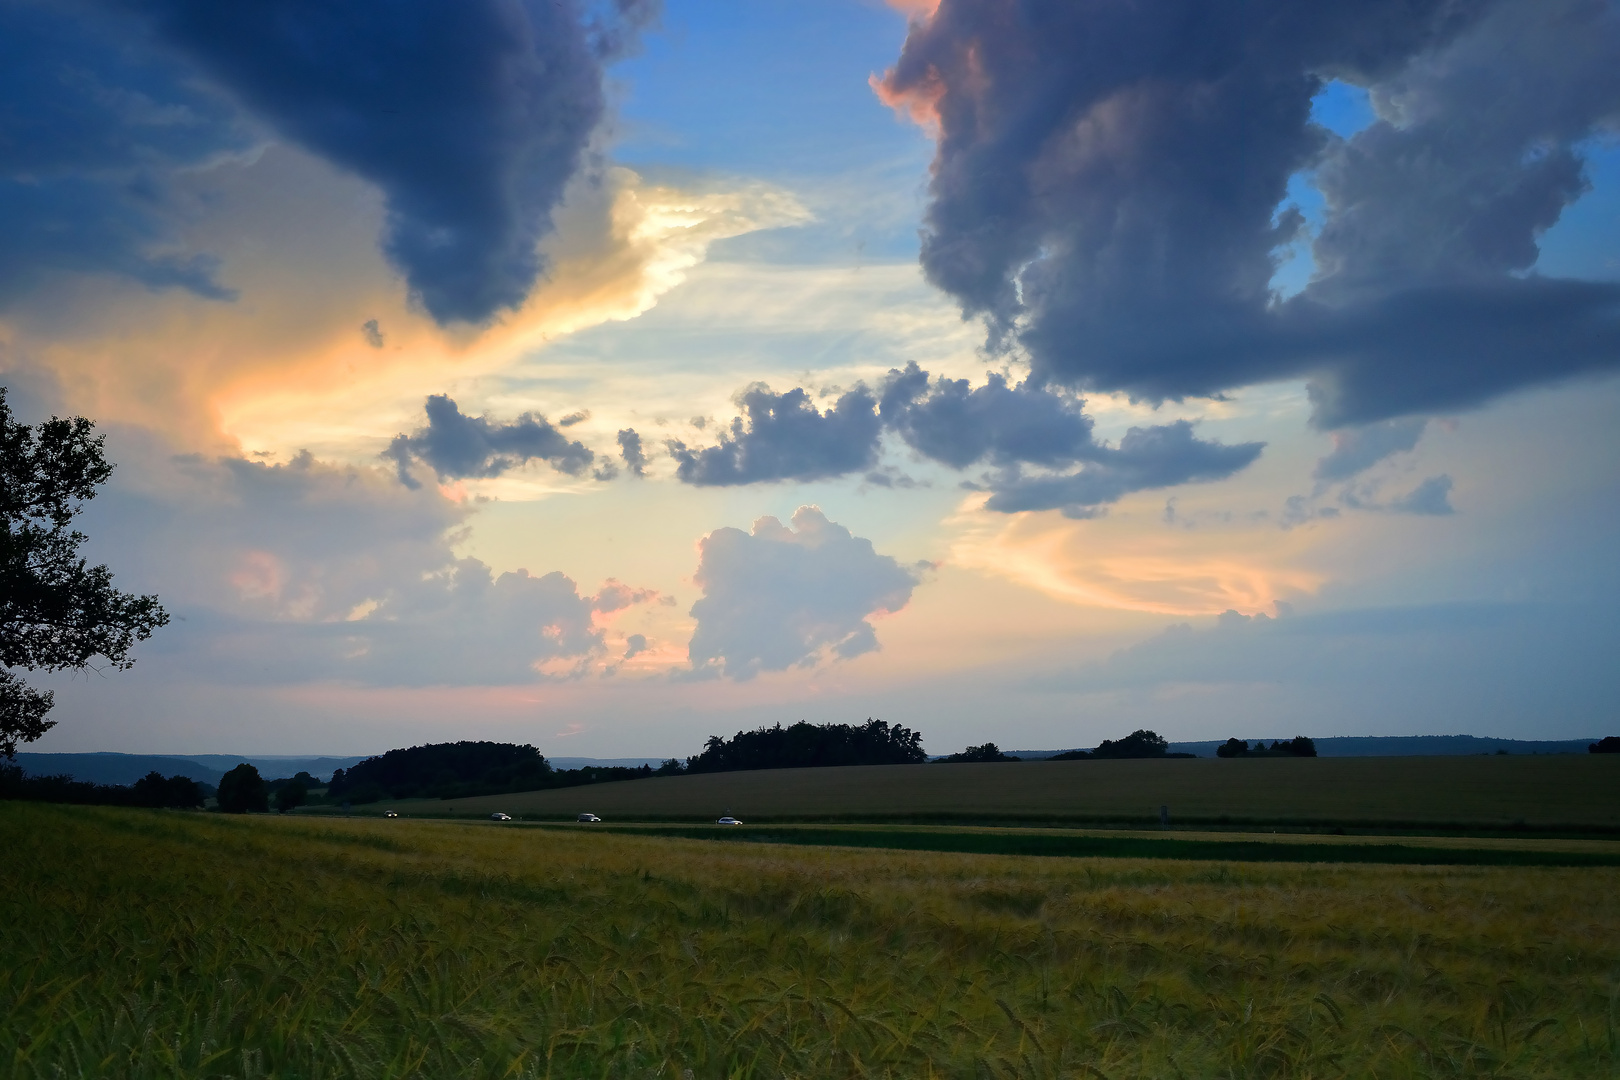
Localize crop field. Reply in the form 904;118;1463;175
6;804;1620;1079
390;755;1620;832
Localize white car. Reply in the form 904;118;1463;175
716;816;743;826
383;811;399;818
490;812;513;821
577;813;602;823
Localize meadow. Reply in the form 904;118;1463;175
395;755;1620;832
5;803;1619;1079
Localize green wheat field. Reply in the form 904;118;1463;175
5;802;1619;1079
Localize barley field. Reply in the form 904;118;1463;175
5;804;1619;1079
398;754;1620;830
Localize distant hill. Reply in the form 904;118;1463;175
14;753;368;786
15;753;227;787
1010;735;1600;759
174;755;368;781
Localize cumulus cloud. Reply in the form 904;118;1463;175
1314;417;1426;482
617;428;648;477
384;394;595;488
687;506;923;680
983;421;1265;518
878;0;1620;427
0;2;250;305
115;0;656;325
668;385;882;485
674;363;1263;515
879;361;1095;469
74;431;654;686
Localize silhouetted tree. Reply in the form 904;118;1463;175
131;770;204;808
1591;736;1620;754
217;763;268;813
1;388;169;757
1092;730;1170;758
686;719;927;773
274;780;308;813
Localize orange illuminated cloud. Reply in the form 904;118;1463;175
5;147;808;462
949;497;1323;617
871;65;946;136
887;0;940;19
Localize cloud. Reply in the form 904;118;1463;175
360;319;385;349
0;1;250;305
878;0;1620;426
879;362;1095;469
670;363;1263;512
117;0;656;325
622;633;648;661
982;421;1265;518
687;507;923;680
384;394;595;488
617;428;648;477
1314;417;1426;482
72;430;655;686
668;385;882;485
1388;474;1455;516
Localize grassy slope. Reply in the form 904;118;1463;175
372;754;1620;830
5;804;1620;1079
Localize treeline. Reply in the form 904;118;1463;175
684;720;926;773
1216;737;1317;758
327;741;665;803
0;765;208;808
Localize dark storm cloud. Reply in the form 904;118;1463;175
111;0;657;324
0;1;248;304
879;361;1095;469
617;428;648;477
687;507;923;681
879;0;1620;426
384;394;594;488
674;364;1264;515
982;421;1264;518
1313;417;1426;482
668;385;882;486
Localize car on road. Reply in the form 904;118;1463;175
383;811;398;818
490;812;512;821
716;816;743;826
577;813;602;822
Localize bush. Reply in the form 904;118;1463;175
935;743;1019;763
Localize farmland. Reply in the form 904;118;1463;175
5;803;1619;1078
385;754;1620;832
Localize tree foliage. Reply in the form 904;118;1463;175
1;388;168;756
1092;729;1171;759
1590;736;1620;754
0;764;205;807
685;719;927;774
217;763;269;814
1217;737;1318;758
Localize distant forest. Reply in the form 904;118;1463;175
684;720;927;773
327;741;669;803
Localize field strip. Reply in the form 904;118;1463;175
546;822;1620;866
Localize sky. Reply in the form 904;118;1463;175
4;0;1619;758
